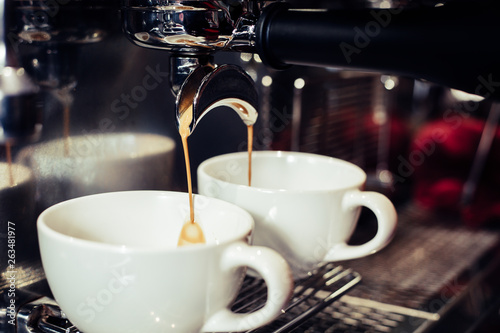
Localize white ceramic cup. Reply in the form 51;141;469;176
0;162;37;271
198;151;398;278
17;132;176;211
37;191;293;333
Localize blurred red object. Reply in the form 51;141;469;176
411;118;500;227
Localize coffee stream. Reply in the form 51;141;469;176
247;125;253;187
6;140;14;186
177;105;254;247
63;105;71;157
177;106;206;246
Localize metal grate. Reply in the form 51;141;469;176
264;69;381;171
231;264;362;333
298;73;378;167
17;264;361;333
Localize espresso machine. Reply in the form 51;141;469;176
2;0;500;332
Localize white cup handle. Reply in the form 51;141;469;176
323;190;397;262
201;242;293;332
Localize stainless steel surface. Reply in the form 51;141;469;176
17;296;64;333
330;204;500;333
2;0;119;144
0;66;42;144
169;55;213;96
0;0;42;144
122;0;269;112
123;1;261;134
122;0;269;55
344;205;500;305
461;103;500;206
263;69;384;169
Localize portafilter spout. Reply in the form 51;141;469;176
175;64;258;136
122;1;260;133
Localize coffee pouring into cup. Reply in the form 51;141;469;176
120;0;395;279
33;22;285;330
38;191;293;333
198;151;398;278
174;63;259;246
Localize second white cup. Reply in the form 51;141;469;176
198;151;398;278
17;132;176;211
